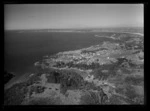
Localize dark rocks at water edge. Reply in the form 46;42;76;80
4;71;15;84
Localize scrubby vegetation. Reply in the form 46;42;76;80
80;89;108;104
25;73;41;86
108;94;132;104
4;72;44;105
55;70;85;94
125;85;138;100
88;91;100;104
91;63;119;80
46;71;61;83
124;76;143;85
54;61;101;70
29;85;46;96
79;93;96;104
27;97;61;105
4;82;28;105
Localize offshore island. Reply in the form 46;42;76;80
4;30;144;105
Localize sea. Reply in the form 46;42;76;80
5;30;118;78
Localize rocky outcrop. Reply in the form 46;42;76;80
4;71;15;84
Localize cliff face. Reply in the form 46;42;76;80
4;32;144;105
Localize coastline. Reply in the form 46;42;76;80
5;32;144;89
4;31;144;105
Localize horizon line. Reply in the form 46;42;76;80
5;26;144;31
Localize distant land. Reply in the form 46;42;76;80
5;27;143;34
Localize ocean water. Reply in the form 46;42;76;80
4;31;116;77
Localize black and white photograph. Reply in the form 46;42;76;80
4;4;144;105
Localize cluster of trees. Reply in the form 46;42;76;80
45;68;111;104
124;40;143;50
29;85;46;97
92;62;120;80
124;75;143;86
61;71;84;87
115;58;137;69
79;88;108;104
66;61;100;70
46;71;61;83
45;69;85;94
117;58;138;70
53;60;101;70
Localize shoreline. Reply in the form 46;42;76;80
4;31;144;90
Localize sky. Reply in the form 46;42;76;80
5;4;143;30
